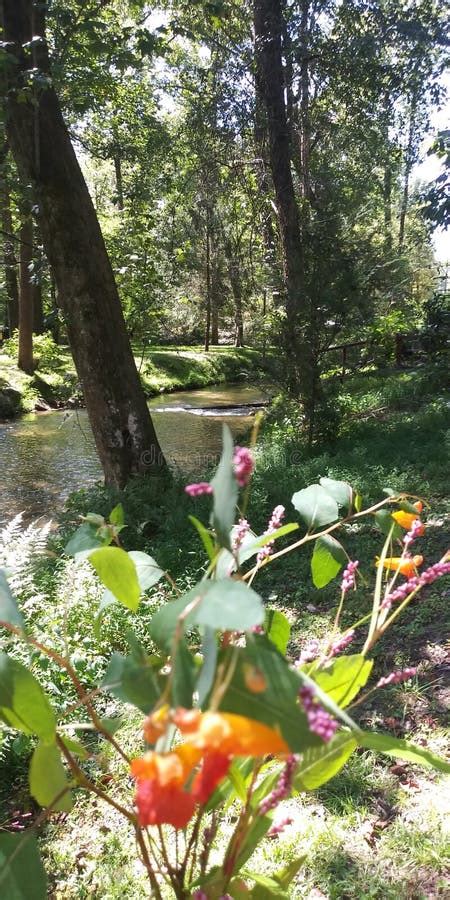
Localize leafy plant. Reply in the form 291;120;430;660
0;427;448;898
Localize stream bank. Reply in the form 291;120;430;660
0;338;278;420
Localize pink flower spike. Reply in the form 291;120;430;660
233;446;254;487
257;504;286;562
299;685;338;742
184;482;213;498
376;667;417;688
259;755;297;814
268;816;294;837
232;517;250;551
330;629;355;657
341;560;359;594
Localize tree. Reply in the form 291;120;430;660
0;144;19;331
254;0;318;427
17;214;33;373
1;0;166;487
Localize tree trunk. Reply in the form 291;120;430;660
210;251;220;345
1;0;166;487
33;280;44;334
224;239;244;347
18;217;34;373
254;0;317;417
0;170;19;331
113;153;124;210
398;93;417;249
204;208;211;352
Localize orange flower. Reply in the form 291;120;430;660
135;777;196;828
392;502;425;533
143;704;170;744
132;710;289;828
177;711;289;756
377;555;423;578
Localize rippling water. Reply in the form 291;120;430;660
0;383;271;524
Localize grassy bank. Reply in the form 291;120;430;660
1;362;449;897
0;338;276;418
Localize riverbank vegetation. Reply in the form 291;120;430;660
0;0;449;897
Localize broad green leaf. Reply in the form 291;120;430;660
291;484;338;530
210;424;238;550
294;732;357;790
102;652;160;713
89;547;140;612
197;627;218;705
273;856;307;890
313;654;373;708
59;734;89;760
172;641;196;708
374;509;403;540
188;515;216;562
219;637;321;752
359;731;450;772
266;609;290;655
189;579;264;631
0;570;23;628
311;535;346;588
64;521;108;559
0;654;55;741
29;741;72;812
150;579;264;649
228;760;248;801
109;503;124;526
398;499;422;515
247;522;299;552
0;831;47;899
354;492;363;512
320;477;352;511
128;550;164;591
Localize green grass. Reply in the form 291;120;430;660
0;338;276;417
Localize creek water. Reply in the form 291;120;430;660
0;383;272;524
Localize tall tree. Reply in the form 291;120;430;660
1;0;166;487
18;215;33;373
0;145;19;331
253;0;318;424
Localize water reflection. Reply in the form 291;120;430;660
0;383;270;524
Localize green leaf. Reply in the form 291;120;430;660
128;551;164;591
0;570;23;628
291;484;339;530
273;856;307;890
197;627;218;706
249;522;299;551
0;654;55;741
172;641;196;707
210;424;238;549
374;509;403;540
109;503;124;526
359;732;450;772
0;831;47;898
397;499;421;515
102;652;160;713
150;579;264;650
59;734;89;760
243;871;287;897
235;814;273;872
219;637;321;752
228;760;248;801
29;741;72;812
94;590;117;639
294;732;357;790
320;477;352;511
64;521;108;559
311;535;346;588
312;654;373;708
89;547;141;612
265;609;290;655
190;579;264;631
354;493;363;512
188;515;216;562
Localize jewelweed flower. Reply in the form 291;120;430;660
391;501;423;532
132;710;289;828
376;555;423;578
185;482;213;497
233;446;254;487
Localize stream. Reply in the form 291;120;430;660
0;383;271;524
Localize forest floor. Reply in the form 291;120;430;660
1;361;449;898
0;338;277;418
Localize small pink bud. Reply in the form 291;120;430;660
185;482;213;498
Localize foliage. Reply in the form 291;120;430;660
0;426;448;897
